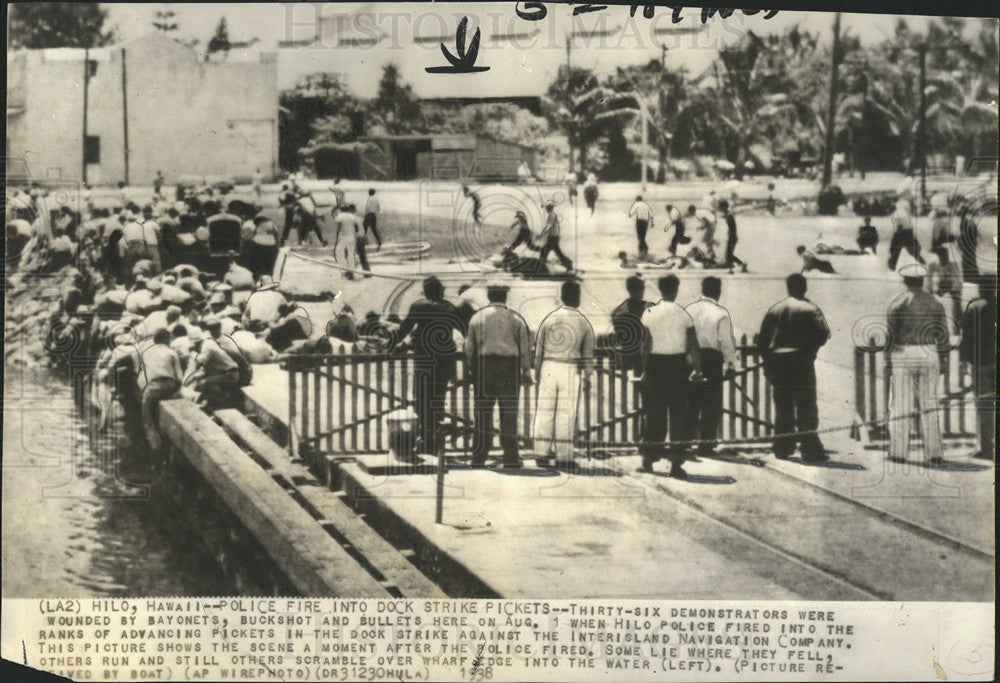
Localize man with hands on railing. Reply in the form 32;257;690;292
464;282;532;468
637;274;703;479
531;280;595;469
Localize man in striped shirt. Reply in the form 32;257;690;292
465;283;532;468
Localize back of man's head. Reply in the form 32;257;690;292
486;286;509;304
701;276;722;300
625;275;645;296
561;280;581;308
658;275;680;300
152;328;171;345
786;273;807;298
423;276;444;300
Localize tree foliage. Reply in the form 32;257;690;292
9;2;115;49
206;16;231;57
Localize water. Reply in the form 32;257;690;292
2;365;234;597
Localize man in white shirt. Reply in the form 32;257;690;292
139;328;183;451
687;204;718;255
333;204;367;277
242;276;288;332
537;200;573;272
685;276;738;456
665;203;690;255
252;168;264;198
532;280;595;468
363;189;384;249
639;274;703;478
141;205;162;273
627;195;654;258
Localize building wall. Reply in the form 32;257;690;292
6;35;278;187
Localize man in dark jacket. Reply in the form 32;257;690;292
960;279;997;460
610;276;653;375
393;276;462;456
757;273;831;462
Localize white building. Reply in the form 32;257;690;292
7;33;279;186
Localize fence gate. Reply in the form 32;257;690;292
854;345;977;442
284;340;774;459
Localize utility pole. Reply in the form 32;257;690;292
821;12;842;188
565;31;574;174
917;42;927;203
82;48;90;184
121;47;130;186
859;64;868;181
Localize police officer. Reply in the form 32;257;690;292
886;263;950;463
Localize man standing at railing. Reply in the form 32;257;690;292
393;276;461;457
464;283;532;468
757;273;831;463
685;276;738;457
886;263;950;463
960;279;997;461
532;280;594;469
611;276;654;376
638;275;703;478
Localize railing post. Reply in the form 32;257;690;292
854;347;866;439
287;363;297;459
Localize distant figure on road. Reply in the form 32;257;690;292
665;204;690;255
252;168;264;198
363;189;384;250
464;283;532;468
886;263;949;463
330;178;345;210
537;200;573;272
532;280;594;469
856;215;879;254
517;160;532;183
628;195;654;259
153;170;164;198
887;200;925;271
757;273;831;463
333;204;369;277
797;245;836;274
718;200;744;270
508;210;539;253
565;171;578;205
279;184;297;244
583;173;599;215
959;279;997;461
462;185;482;226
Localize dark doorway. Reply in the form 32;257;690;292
315;148;359;179
393;142;418;180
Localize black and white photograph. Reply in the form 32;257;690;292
2;2;997;681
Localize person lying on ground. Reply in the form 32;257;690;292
797;245;836;274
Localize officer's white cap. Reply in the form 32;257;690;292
899;263;928;278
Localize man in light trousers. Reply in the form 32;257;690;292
532;280;594;468
886;263;950;462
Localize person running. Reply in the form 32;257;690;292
508;210;539;253
687;204;718;255
718;200;745;270
363;189;384;250
856;215;879;254
296;190;326;246
583;173;599;215
565;171;578;205
627;195;654;259
463;185;483;226
887;200;925;271
665;204;690;255
279;184;297;244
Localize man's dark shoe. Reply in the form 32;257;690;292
927;456;947;466
670;465;688;480
971;450;994;461
774;452;793;460
501;460;524;469
802;453;830;464
469;459;488;469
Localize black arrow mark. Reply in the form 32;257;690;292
425;16;490;74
